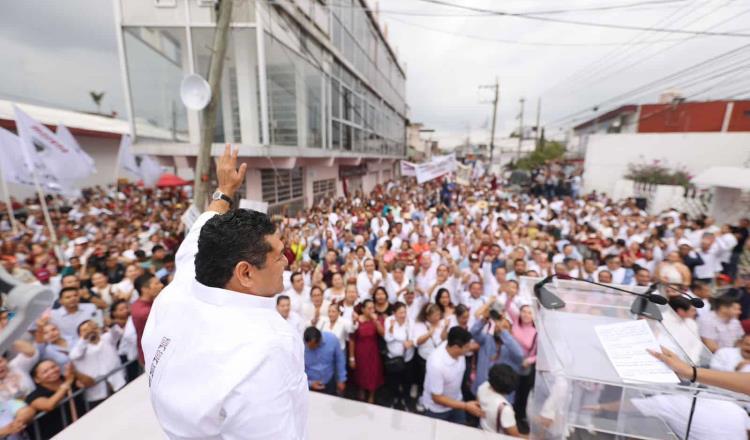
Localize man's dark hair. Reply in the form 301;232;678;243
77;319;93;336
668;296;692;313
195;210;276;288
59;286;78;299
446;326;472;348
151;245;165;254
488;364;519;395
290;271;303;284
135;273;156;297
303;327;322;344
276;295;290;305
715;294;739;310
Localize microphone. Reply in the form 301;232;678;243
533;273;567;310
657;282;705;308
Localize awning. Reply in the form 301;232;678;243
692;167;750;190
156;173;192;188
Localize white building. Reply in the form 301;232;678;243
116;0;407;214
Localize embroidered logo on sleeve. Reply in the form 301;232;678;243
148;337;171;387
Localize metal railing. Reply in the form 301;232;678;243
27;360;142;440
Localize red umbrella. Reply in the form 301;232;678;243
156;173;192;188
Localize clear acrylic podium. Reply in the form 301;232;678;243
518;277;750;440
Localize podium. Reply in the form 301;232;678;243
519;277;750;440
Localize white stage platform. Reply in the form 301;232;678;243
54;376;511;439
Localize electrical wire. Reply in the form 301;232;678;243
413;0;750;37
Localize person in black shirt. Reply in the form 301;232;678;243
25;360;94;439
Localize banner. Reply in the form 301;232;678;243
56;124;96;178
400;161;416;177
0;127;35;186
456;163;472;186
117;134;141;177
13;106;87;182
414;154;458;184
139;155;164;188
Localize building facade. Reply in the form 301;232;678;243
115;0;407;213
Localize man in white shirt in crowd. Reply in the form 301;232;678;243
694;232;723;283
142;147;308;439
50;287;103;345
356;258;383;300
282;272;311;315
710;333;750;373
70;320;125;406
460;282;486;329
477;364;524;437
277;295;306;335
421;327;484;424
698;295;744;353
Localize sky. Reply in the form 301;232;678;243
1;0;749;147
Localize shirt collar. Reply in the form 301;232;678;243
191;279;276;311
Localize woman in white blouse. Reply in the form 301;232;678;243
317;302;353;351
384;302;415;410
411;303;448;407
324;272;346;304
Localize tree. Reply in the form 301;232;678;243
89;91;105;114
512;141;566;171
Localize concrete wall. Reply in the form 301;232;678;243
583;132;750;195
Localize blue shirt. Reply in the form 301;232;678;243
470;319;525;396
304;331;347;386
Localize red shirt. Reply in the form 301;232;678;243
131;298;154;365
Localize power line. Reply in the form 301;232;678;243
385;15;702;47
546;43;750;126
574;2;750;89
540;0;703;96
330;0;692;17
413;0;750;37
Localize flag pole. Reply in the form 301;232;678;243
0;161;18;234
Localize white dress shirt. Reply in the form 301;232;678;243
142;211;309;440
356;271;383;300
421;343;465;413
412;320;445;360
384;316;415;362
316;317;353;351
49;303;103;345
70;325;125;402
710;347;750;373
282;286;311;316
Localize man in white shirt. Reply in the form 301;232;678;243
355;258;383;300
460;282;486;329
277;295;307;335
70;320;125;404
282;272;311;315
698;295;744;353
477;364;523;437
421;327;484;424
710;334;750;373
50;287;103;345
142;147;308;439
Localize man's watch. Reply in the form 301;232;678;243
211;190;234;207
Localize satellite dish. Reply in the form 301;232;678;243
180;74;211;110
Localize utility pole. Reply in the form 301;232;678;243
534;97;542;150
479;78;500;163
193;0;234;211
517;97;525;160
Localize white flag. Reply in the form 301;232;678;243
13;106;86;182
117;134;141;177
139;155;164;188
0;127;36;186
56;124;96;177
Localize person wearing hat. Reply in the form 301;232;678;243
469;297;524;398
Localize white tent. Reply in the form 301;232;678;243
692;166;750;190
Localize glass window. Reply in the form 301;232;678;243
331;79;340;118
342;124;352;151
123;27;188;141
332;120;341;150
305;63;322;148
265;36;299;146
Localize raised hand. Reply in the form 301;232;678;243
216;144;247;196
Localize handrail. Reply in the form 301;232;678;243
28;359;142;440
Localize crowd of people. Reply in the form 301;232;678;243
0;158;749;438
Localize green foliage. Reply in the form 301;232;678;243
624;159;692;188
513;141;566;170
